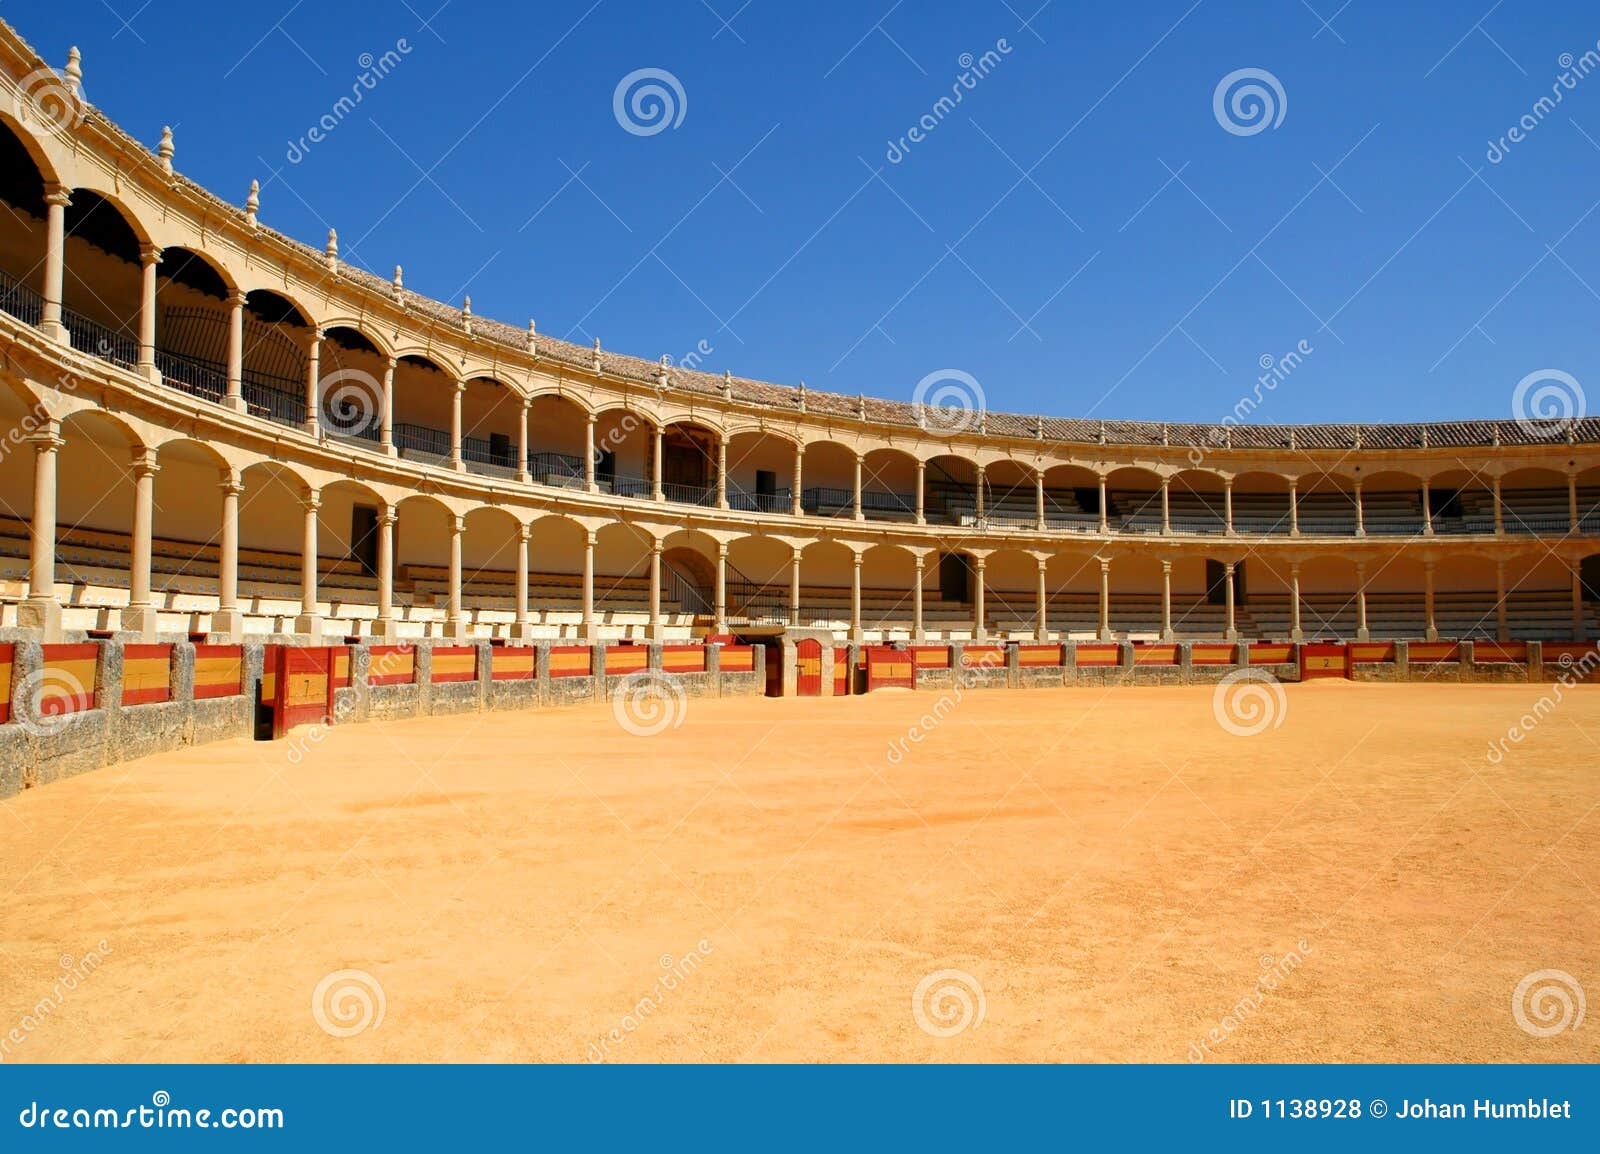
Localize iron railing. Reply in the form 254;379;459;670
0;267;43;325
393;422;449;457
62;308;139;368
155;349;227;403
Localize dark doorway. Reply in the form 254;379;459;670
939;552;971;602
350;505;378;576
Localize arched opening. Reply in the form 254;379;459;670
1231;470;1292;535
1040;463;1102;531
797;540;856;631
152;247;232;402
1103;466;1164;533
460;377;523;477
1578;466;1600;533
923;453;982;526
594;521;658;639
237;461;314;636
392;355;455;465
394;494;454;637
659;420;720;505
661;529;719;618
984;548;1041;637
62;188;144;366
1294;471;1359;536
1164;469;1227;535
526;394;590;487
1294;555;1360;640
317;326;388;446
458;506;522;637
725;431;797;513
0;120;50;324
52;410;142;632
239;290;311;427
799;441;858;518
527;515;589;637
858;448;918;522
1107;554;1165;638
726;534;792;625
592;406;652;498
149;438;228;635
314;479;388;637
1043;551;1101;638
1498;467;1573;535
860;544;918;640
1358;469;1425;536
1427;467;1495;535
981;460;1037;530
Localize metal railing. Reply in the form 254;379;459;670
606;474;653;499
62;308;139;368
155;349;227;403
527;451;587;486
393;422;449;457
728;487;793;513
726;579;789;624
661;481;716;506
462;435;520;471
242;375;306;428
0;267;43;325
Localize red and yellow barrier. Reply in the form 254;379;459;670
0;643;13;724
865;646;914;690
193;644;243;700
1300;643;1348;680
1348;642;1396;664
121;644;172;706
548;646;592;678
719;646;755;674
604;645;648;676
368;646;416;686
431;646;478;684
1132;643;1178;666
961;645;1004;669
909;646;951;669
40;643;98;717
331;646;351;689
1017;644;1064;667
1075;643;1120;667
1191;643;1236;666
1409;642;1460;663
1473;641;1527;664
490;646;537;682
832;649;849;696
661;646;706;674
1249;643;1293;665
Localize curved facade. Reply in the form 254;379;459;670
1;21;1597;649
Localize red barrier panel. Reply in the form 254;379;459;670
548;646;592;678
661;645;706;674
193;644;243;699
1132;643;1179;666
1016;644;1064;667
1249;643;1294;665
832;647;850;696
1191;643;1237;666
865;646;914;691
1348;642;1396;664
432;646;478;683
1473;641;1527;664
40;644;99;717
491;646;537;682
331;646;351;689
909;645;951;670
961;645;1004;669
0;643;12;723
795;639;822;696
1300;643;1349;680
122;644;173;706
368;646;417;686
1545;643;1600;680
1075;643;1120;667
1410;642;1461;663
719;646;755;673
271;646;336;738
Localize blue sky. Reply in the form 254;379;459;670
23;0;1600;425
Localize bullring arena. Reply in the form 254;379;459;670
0;20;1594;1063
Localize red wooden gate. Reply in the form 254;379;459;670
865;646;914;691
1299;643;1349;681
270;646;337;738
795;638;822;697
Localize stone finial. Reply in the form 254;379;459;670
722;369;733;399
1161;422;1169;447
1421;427;1429;449
1289;429;1298;451
591;336;603;372
526;319;538;355
63;47;82;99
1098;421;1107;446
655;354;670;389
1492;425;1501;448
157;126;174;175
392;265;405;306
461;295;473;334
244;179;260;227
324;228;338;272
797;380;807;413
856;394;866;419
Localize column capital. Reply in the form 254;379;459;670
219;477;245;498
517;522;531;542
652;540;664;555
302;492;322;513
1098;557;1110;573
378;506;398;527
1224;562;1235;575
1160;559;1172;573
852;552;863;568
586;530;598;546
451;379;467;394
1038;556;1049;571
385;356;399;371
131;447;160;477
26;425;65;451
227;290;248;308
43;184;71;208
792;547;804;563
450;514;465;534
139;243;163;265
717;541;729;558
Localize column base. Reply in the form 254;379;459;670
444;617;470;641
382;442;397;457
303;420;321;437
451;460;466;473
648;624;666;644
224;394;248;413
1098;629;1113;642
371;617;399;641
120;604;159;640
18;596;63;640
1226;629;1239;642
210;608;244;642
580;620;599;642
40;319;68;344
516;472;531;485
139;362;161;384
293;614;323;641
1357;629;1371;642
1291;628;1304;642
1426;627;1439;642
511;620;537;642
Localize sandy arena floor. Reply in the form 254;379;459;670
0;681;1595;1064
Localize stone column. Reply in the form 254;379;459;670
1573;567;1587;640
1224;562;1237;640
296;491;322;638
584;415;598;491
853;454;864;521
1423;560;1437;642
40;185;70;343
1495;560;1509;642
1160;560;1173;640
514;523;531;639
913;553;926;640
974;468;985;522
213;474;244;641
1421;479;1434;536
1290;561;1303;641
1224;479;1235;535
1354;481;1365;536
1035;469;1046;531
850;552;863;641
21;423;64;637
225;291;247;411
1036;556;1050;641
449;381;465;470
1098;476;1109;533
1492;476;1504;535
1288;478;1299;536
1097;558;1111;641
380;358;397;454
716;438;728;509
789;547;802;627
446;514;465;639
516;399;531;483
124;448;160;639
972;555;987;641
651;426;664;501
649;540;663;639
715;542;728;633
137;244;160;379
303;329;322;435
915;459;926;525
374;505;396;639
582;531;597;639
1160;476;1171;535
1569;474;1580;533
792;449;804;516
1355;561;1370;641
